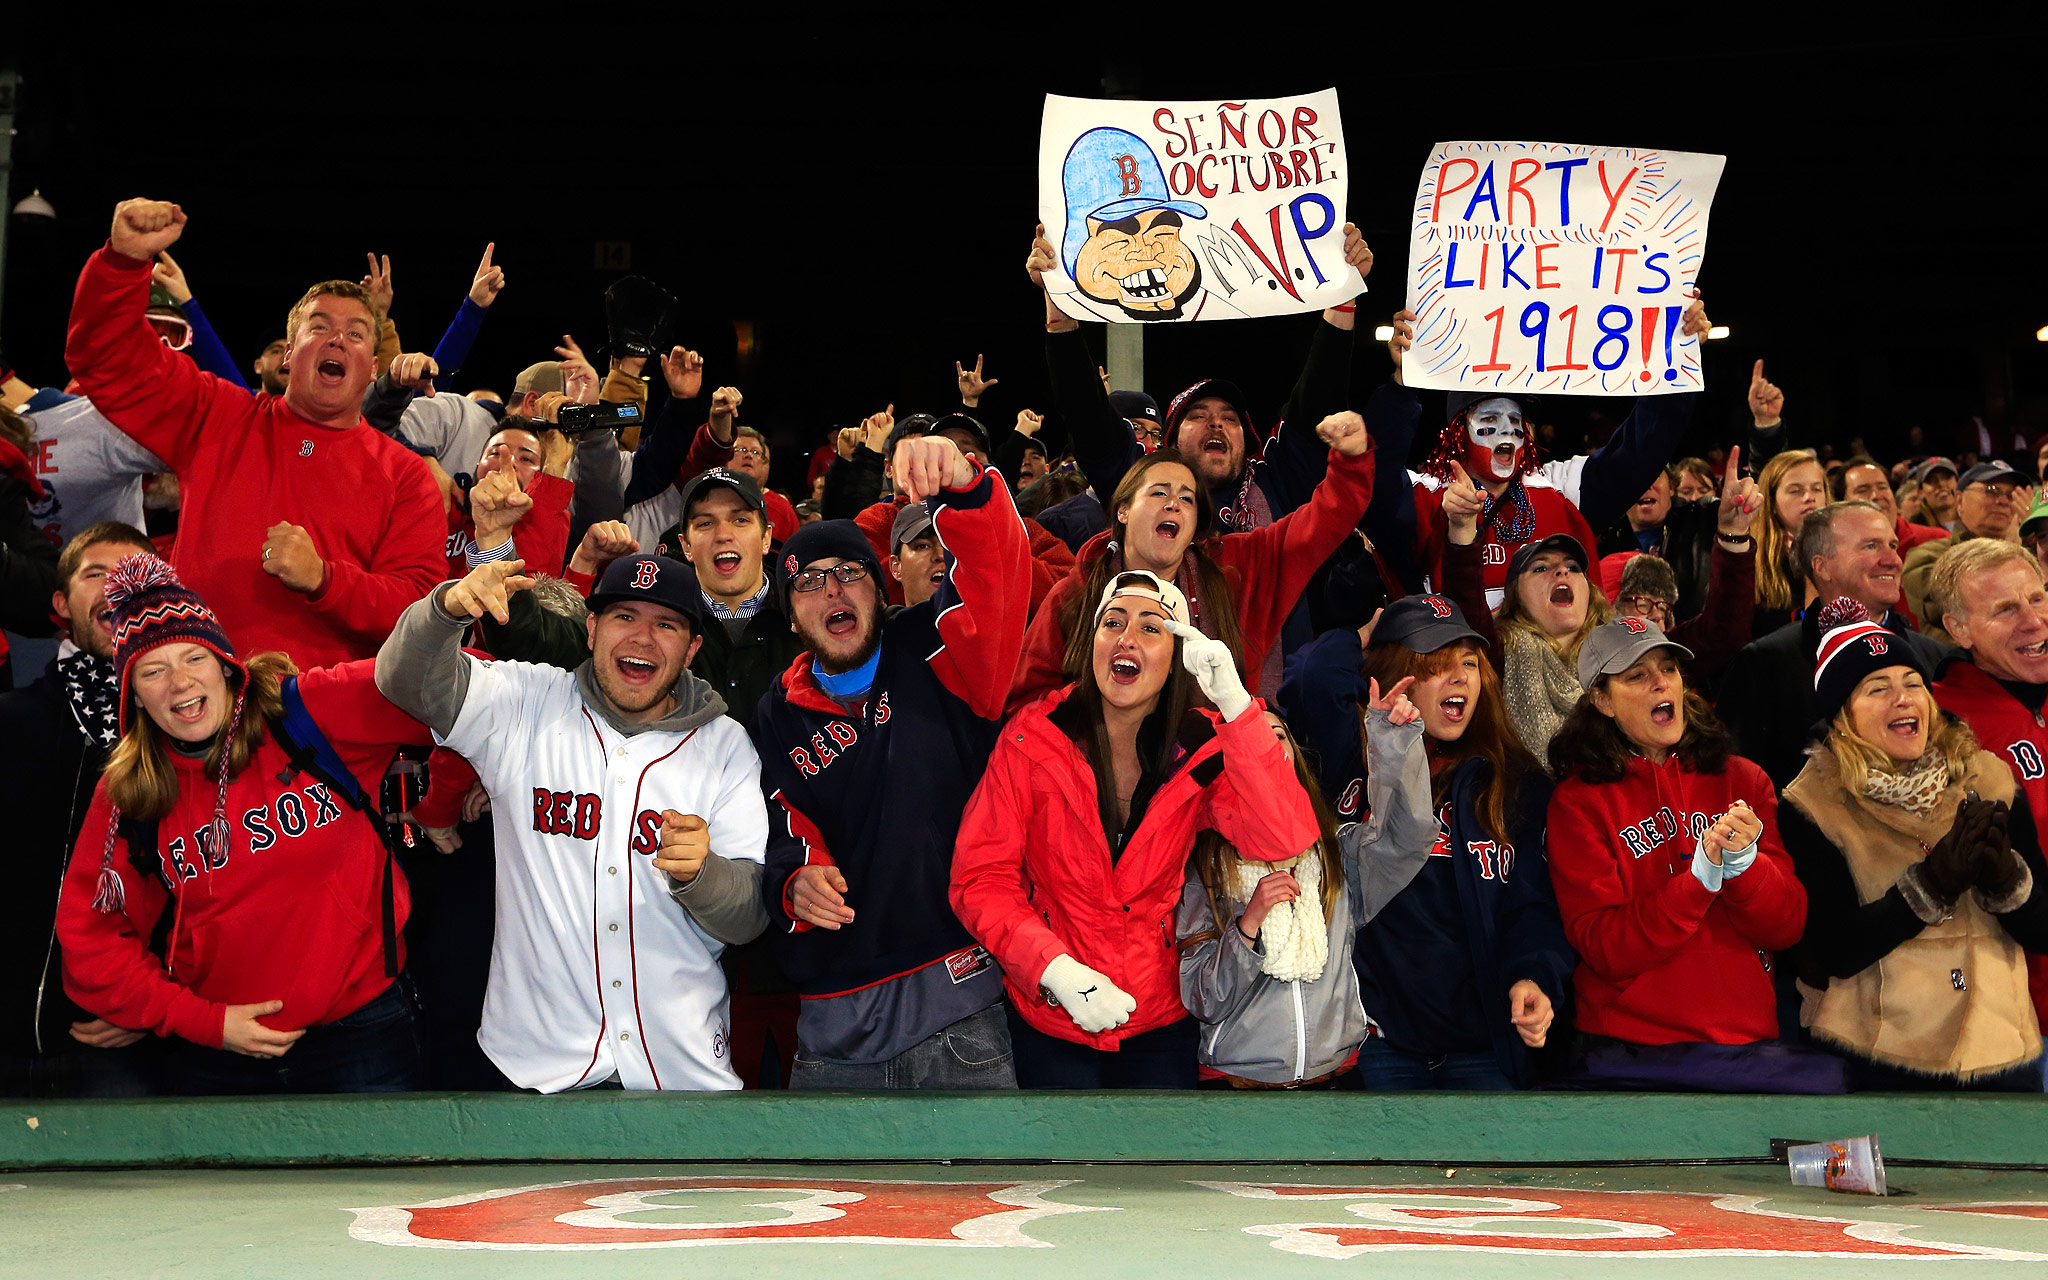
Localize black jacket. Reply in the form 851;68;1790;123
0;659;108;1059
1597;496;1722;622
692;605;806;738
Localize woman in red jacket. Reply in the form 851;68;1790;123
1545;617;1844;1092
952;571;1317;1087
56;554;433;1095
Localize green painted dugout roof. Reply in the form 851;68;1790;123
5;1090;2046;1170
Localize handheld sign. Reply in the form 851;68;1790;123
1038;90;1363;324
1404;141;1725;395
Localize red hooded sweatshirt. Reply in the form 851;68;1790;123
1546;751;1805;1046
57;661;432;1047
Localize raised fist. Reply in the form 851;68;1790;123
110;199;187;260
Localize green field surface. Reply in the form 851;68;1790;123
7;1161;2048;1279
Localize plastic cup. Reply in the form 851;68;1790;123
1787;1134;1887;1195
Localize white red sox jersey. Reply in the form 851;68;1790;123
440;657;768;1092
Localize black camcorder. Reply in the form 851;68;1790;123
554;401;644;435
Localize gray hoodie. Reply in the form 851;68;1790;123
1176;709;1433;1084
375;582;769;943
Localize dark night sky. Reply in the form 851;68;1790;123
7;18;2047;484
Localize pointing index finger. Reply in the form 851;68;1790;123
477;241;495;272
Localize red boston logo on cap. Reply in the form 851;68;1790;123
1426;597;1451;619
631;561;660;590
1620;617;1648;635
1866;635;1888;655
784;554;799;577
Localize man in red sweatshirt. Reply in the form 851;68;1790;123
64;198;445;668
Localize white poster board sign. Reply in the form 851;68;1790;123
1404;141;1725;395
1038;90;1363;323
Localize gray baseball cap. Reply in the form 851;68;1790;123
890;501;934;551
1576;616;1694;689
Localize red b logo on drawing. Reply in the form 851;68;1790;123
1620;617;1648;635
1425;596;1451;619
631;561;660;590
1114;153;1141;196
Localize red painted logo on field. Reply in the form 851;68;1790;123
347;1176;1103;1250
1192;1183;2048;1260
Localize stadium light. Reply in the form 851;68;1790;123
1707;325;1730;340
1373;325;1394;341
2036;324;2048;342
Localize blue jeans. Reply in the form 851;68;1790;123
1007;1008;1198;1089
789;1005;1015;1090
1353;1036;1515;1091
169;976;424;1096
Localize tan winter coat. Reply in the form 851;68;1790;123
1783;748;2041;1080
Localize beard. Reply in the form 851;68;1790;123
799;611;882;676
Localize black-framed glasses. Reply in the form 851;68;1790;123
789;562;870;592
1129;418;1164;447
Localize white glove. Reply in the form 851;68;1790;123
1166;620;1252;721
1038;953;1136;1034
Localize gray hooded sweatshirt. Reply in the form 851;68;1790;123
1176;709;1433;1084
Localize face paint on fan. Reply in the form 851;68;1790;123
1463;397;1527;482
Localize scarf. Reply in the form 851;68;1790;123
58;647;121;748
1861;752;1952;816
1232;852;1327;982
1502;629;1581;774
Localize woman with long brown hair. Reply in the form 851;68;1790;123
1751;448;1829;636
1545;618;1840;1091
953;571;1318;1088
1007;407;1375;712
1492;534;1610;771
1279;594;1574;1090
56;555;433;1095
1177;693;1433;1089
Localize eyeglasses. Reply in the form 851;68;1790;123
732;445;767;461
1971;483;2018;501
1128;419;1164;447
789;561;870;592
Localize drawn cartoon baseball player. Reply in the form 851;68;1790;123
1052;127;1246;323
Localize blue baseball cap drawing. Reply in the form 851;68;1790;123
1059;127;1208;279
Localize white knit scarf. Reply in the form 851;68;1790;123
1232;852;1328;982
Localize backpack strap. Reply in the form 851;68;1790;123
269;677;403;978
117;816;175;960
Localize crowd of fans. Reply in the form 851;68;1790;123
0;195;2042;1099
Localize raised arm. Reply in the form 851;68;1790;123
822;405;891;521
427;243;505;391
374;561;536;738
1564;297;1712;529
150;251;249;390
65;199;232;472
1255;225;1374;516
909;436;1031;719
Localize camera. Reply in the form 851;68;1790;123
554;401;644;435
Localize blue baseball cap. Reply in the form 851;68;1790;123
1059;127;1207;279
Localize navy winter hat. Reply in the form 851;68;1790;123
777;519;884;607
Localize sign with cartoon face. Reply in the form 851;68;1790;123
1403;141;1725;396
1038;90;1363;323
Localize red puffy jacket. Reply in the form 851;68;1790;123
950;688;1318;1049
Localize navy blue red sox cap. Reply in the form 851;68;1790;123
585;553;705;631
1371;593;1484;655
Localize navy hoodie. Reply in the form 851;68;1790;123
1279;626;1576;1082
